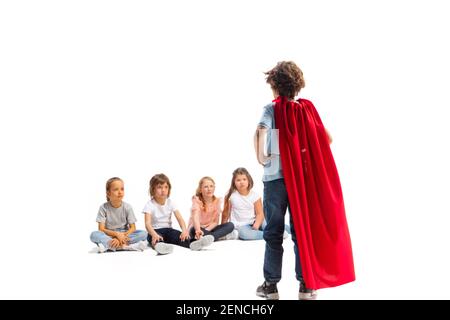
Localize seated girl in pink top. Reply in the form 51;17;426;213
188;176;235;241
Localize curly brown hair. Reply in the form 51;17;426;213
264;61;305;99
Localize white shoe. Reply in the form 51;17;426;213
154;242;174;255
97;243;107;253
121;244;140;252
189;235;214;251
127;240;148;252
225;230;239;240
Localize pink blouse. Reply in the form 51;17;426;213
189;196;222;229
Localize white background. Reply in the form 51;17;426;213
1;0;449;299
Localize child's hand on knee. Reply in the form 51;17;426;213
151;233;163;246
115;232;127;244
109;238;121;249
180;230;190;241
195;229;204;240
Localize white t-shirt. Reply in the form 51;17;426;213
229;190;261;228
142;198;178;229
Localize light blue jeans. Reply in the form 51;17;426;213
237;221;290;240
90;228;147;249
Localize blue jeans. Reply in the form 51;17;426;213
90;228;147;249
189;222;234;241
237;221;290;240
263;178;302;283
238;224;264;240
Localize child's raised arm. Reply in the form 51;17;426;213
253;198;264;230
254;126;271;165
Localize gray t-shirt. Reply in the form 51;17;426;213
96;201;137;231
258;102;283;182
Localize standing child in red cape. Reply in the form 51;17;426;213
255;61;355;300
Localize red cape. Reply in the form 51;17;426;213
274;96;355;289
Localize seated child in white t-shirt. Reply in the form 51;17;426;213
222;168;290;240
143;174;214;254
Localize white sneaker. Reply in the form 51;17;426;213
97;243;107;253
154;242;174;255
225;230;239;240
121;244;140;252
189;235;214;251
127;240;148;252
